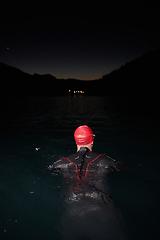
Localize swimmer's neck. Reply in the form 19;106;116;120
77;142;93;152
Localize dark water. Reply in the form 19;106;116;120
0;96;160;240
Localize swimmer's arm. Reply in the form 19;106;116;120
47;158;69;170
47;159;62;170
47;163;54;170
108;158;128;171
104;156;128;171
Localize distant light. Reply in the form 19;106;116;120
70;90;85;94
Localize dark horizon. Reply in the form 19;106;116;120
1;48;159;81
1;48;160;98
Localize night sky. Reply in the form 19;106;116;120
1;2;160;80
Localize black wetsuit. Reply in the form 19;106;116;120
48;147;121;198
48;148;127;240
48;147;119;179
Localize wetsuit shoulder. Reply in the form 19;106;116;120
48;157;70;170
48;152;82;170
98;154;128;171
86;152;119;170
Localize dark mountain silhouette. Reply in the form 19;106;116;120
1;48;159;97
98;48;160;95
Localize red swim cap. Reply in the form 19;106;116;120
74;125;95;146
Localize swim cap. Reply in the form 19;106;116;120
74;125;95;146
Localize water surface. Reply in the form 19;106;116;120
0;96;160;240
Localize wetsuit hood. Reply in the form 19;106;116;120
78;147;90;157
78;147;89;179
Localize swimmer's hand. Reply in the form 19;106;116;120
47;164;54;170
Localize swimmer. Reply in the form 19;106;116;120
48;125;126;182
48;125;128;240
